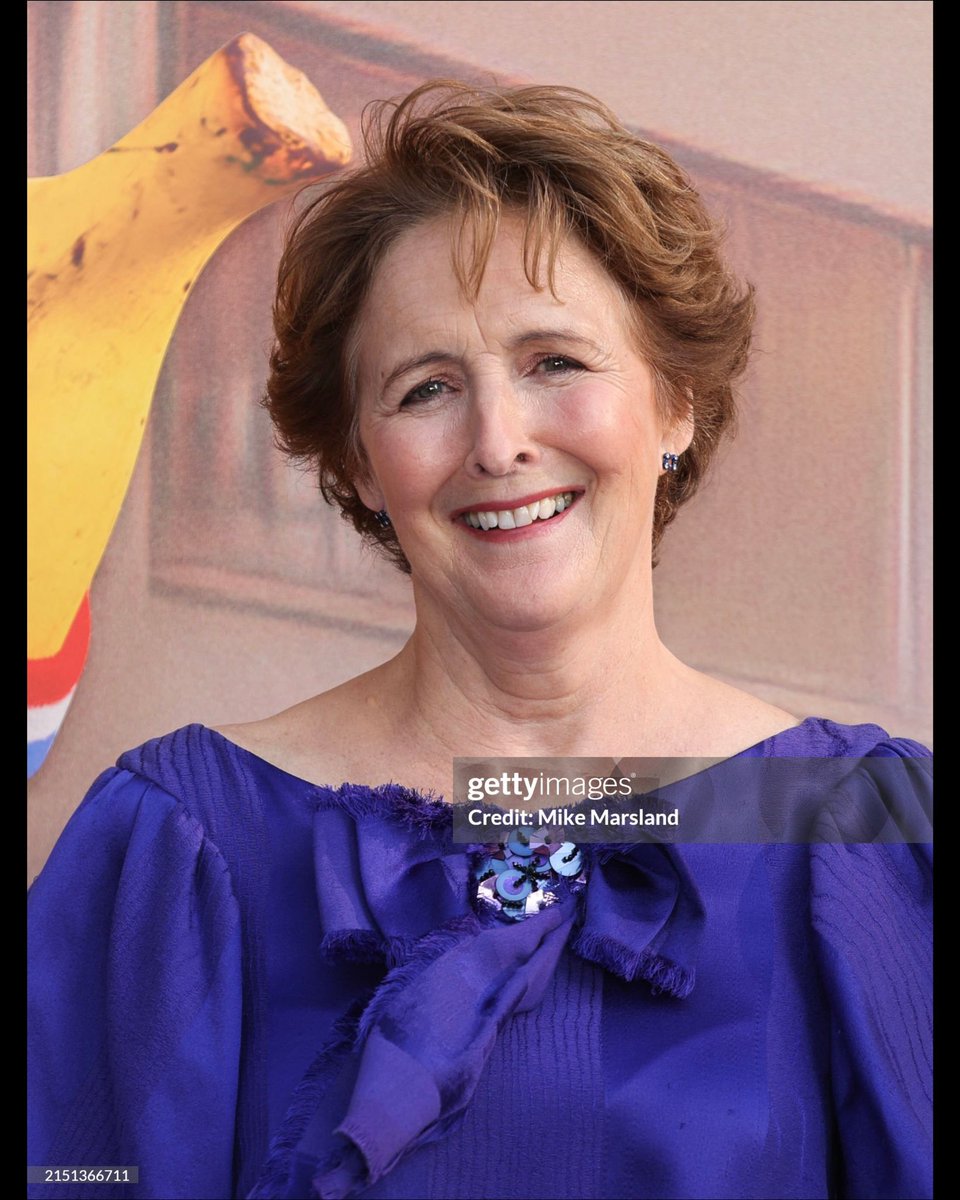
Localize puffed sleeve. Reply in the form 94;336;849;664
28;767;243;1200
810;740;932;1200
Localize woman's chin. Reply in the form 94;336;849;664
459;578;589;634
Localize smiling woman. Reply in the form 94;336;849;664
349;212;684;635
267;82;748;582
28;82;931;1200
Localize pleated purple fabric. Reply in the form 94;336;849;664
27;718;932;1199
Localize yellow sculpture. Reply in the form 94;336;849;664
27;33;352;774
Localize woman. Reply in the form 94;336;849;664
28;82;931;1200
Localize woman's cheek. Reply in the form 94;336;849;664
567;376;645;421
554;382;655;456
376;419;451;491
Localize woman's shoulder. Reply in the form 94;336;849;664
207;677;453;796
208;687;387;790
665;666;801;756
208;708;343;790
677;668;931;759
113;718;314;805
30;714;319;918
742;714;932;759
31;723;289;888
43;710;337;886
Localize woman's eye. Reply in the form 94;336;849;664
536;355;582;375
401;378;449;406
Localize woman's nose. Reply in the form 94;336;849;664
462;381;541;477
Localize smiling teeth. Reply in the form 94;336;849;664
463;491;576;530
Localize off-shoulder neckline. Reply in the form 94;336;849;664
193;716;837;806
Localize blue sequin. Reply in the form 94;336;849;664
472;827;588;920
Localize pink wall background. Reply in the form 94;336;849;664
27;0;932;883
303;0;931;222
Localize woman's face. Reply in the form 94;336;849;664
353;211;691;631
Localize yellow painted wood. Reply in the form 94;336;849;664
27;32;351;657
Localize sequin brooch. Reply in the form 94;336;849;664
473;828;588;921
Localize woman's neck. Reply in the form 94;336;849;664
374;576;696;761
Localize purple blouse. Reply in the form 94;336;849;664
27;718;932;1199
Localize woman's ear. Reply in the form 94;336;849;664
353;471;386;515
662;388;695;458
349;442;386;514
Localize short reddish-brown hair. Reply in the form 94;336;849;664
264;80;755;572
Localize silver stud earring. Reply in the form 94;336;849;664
374;509;391;528
661;453;679;472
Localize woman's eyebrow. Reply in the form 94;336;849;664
381;350;454;391
509;328;603;352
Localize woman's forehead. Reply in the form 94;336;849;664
359;212;631;355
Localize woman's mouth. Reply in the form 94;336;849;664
457;490;581;532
